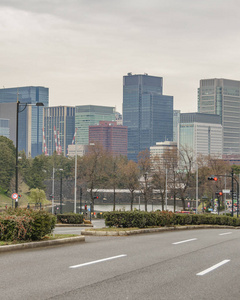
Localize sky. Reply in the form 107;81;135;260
0;0;240;113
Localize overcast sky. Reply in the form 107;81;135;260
0;0;239;113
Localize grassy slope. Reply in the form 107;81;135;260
0;181;51;209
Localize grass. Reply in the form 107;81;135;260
0;234;78;246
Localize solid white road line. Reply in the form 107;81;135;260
172;238;197;245
196;260;230;276
219;232;232;236
69;254;127;269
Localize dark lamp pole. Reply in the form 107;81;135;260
15;100;44;208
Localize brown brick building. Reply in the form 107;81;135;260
89;121;128;156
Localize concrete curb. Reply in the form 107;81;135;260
81;225;240;236
0;236;85;253
56;224;93;227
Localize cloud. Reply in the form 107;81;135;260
0;0;240;113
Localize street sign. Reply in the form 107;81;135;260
222;189;230;194
11;193;18;200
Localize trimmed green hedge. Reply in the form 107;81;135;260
104;211;240;228
57;213;84;224
0;208;56;241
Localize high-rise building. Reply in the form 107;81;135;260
179;112;222;157
0;103;16;142
198;78;240;155
0;118;10;138
0;86;49;157
43;106;75;156
173;110;180;143
89;121;128;156
123;73;173;161
75;105;115;145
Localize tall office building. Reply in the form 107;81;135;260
173;110;180;143
43;106;75;156
75;105;115;145
0;86;49;157
179;113;222;157
198;79;240;155
89;121;128;156
123;73;173;161
0;118;10;138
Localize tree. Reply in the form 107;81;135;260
106;155;128;211
151;155;167;211
29;188;47;205
0;137;15;191
163;148;179;212
120;160;140;210
138;149;152;211
176;146;194;211
79;143;108;212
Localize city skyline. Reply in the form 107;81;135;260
1;1;239;114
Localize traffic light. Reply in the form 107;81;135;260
208;175;218;181
215;191;223;197
18;195;22;198
85;204;87;210
93;196;99;199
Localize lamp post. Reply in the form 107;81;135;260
59;169;63;214
15;100;44;208
144;172;148;211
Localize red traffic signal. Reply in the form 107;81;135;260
85;205;87;210
93;196;99;199
216;191;223;197
208;175;218;181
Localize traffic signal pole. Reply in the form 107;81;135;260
208;169;239;217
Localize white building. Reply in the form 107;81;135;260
179;113;223;157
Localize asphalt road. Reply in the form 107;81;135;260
1;228;240;300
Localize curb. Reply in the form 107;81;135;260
81;225;240;236
0;236;85;253
56;224;93;227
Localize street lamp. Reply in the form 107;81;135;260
59;169;63;214
15;100;44;208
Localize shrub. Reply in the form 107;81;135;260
104;211;240;229
57;213;84;224
0;208;56;241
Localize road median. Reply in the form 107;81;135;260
81;225;240;236
0;236;85;253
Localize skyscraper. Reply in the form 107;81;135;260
123;73;173;161
198;79;240;155
0;86;49;157
75;105;115;145
179;112;222;157
43;106;75;156
89;121;128;156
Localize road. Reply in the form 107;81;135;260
1;228;240;299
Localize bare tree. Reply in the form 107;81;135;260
120;160;140;211
176;146;194;211
137;149;152;211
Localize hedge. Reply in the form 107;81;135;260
57;213;84;224
0;208;56;241
104;211;240;228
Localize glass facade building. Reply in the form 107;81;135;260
43;106;75;156
123;73;173;161
198;79;240;155
0;118;10;138
0;86;49;157
173;110;180;143
75;105;115;145
179;113;222;157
